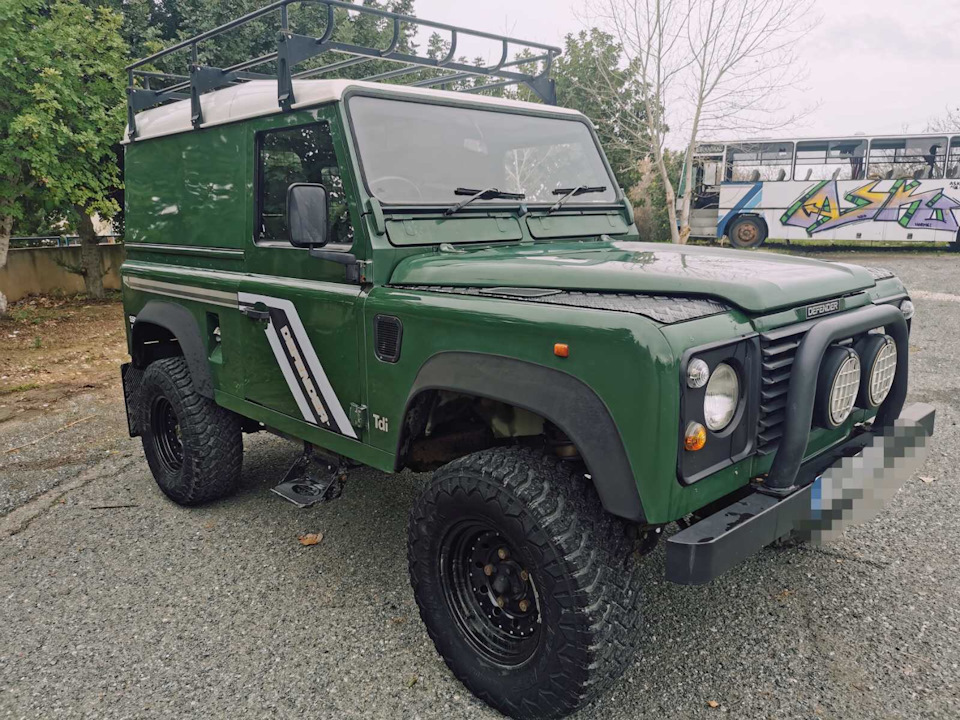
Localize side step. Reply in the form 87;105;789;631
271;444;348;508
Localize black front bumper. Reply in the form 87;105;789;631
666;402;935;585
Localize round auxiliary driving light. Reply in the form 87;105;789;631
703;362;740;431
900;299;915;320
816;346;861;428
855;334;897;408
687;358;710;388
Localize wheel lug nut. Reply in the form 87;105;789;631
496;596;505;608
483;564;494;576
519;599;530;612
520;570;529;582
498;548;509;560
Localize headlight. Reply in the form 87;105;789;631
817;347;861;428
856;334;897;408
703;362;740;431
900;299;915;320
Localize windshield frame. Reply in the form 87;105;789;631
342;88;621;211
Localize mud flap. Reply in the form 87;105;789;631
271;444;347;508
121;363;145;437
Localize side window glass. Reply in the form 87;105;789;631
947;137;960;179
868;137;946;180
725;142;792;182
258;122;353;246
794;139;866;181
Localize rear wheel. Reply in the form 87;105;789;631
408;447;643;720
139;356;242;505
950;230;960;252
727;215;767;249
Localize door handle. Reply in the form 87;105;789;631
240;306;270;321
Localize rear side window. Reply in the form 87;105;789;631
868;137;947;180
794;139;866;181
257;122;353;245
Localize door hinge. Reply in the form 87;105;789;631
349;403;368;430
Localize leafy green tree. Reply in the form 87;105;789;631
0;0;127;308
553;29;650;193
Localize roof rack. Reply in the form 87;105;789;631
125;0;561;139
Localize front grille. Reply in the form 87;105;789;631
757;326;806;454
758;321;865;454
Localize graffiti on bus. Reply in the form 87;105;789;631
780;179;960;235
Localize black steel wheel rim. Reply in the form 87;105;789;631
439;519;542;667
151;396;184;473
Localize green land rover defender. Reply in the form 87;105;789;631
119;5;935;719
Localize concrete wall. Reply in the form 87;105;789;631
0;244;125;302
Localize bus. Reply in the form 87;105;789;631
683;133;960;249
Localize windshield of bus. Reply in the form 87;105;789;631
348;95;617;207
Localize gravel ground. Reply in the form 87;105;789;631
1;252;959;720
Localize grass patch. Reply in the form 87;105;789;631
0;382;41;396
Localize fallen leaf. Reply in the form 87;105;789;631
407;675;419;688
707;700;720;708
298;532;323;546
920;476;934;484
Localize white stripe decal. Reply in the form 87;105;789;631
238;292;358;440
263;321;315;425
124;276;239;308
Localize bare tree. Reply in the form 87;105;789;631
926;107;960;134
589;0;812;243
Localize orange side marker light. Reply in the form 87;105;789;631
554;343;569;358
684;422;707;452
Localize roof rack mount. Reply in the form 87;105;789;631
126;0;561;138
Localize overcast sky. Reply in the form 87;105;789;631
414;0;960;143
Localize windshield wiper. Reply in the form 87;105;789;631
546;185;607;214
445;187;526;216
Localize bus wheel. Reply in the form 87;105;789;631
727;216;767;249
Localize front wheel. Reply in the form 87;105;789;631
408;447;643;720
726;215;767;249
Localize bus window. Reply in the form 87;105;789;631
794;139;866;181
868;137;946;180
724;142;792;182
947;137;960;179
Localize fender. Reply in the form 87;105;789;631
403;352;645;523
131;300;214;398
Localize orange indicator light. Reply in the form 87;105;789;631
554;343;569;358
684;422;707;452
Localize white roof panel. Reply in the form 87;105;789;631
124;79;583;143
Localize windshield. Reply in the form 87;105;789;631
348;95;617;206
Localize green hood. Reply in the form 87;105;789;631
389;241;878;313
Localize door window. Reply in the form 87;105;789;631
257;122;353;246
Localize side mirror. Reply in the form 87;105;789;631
287;182;328;247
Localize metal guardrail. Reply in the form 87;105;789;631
126;0;561;139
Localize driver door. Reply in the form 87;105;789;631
237;117;365;444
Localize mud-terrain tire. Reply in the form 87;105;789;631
139;356;242;505
727;215;767;249
408;447;643;720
